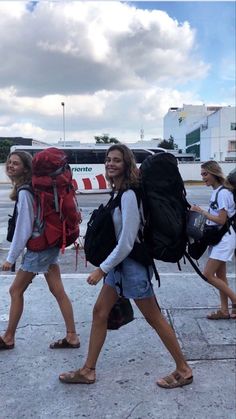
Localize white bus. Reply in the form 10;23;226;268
10;144;166;192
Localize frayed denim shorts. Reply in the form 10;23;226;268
104;257;154;299
20;247;60;274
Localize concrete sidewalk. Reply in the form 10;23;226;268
0;271;235;419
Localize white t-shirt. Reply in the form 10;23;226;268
207;186;236;261
207;186;235;226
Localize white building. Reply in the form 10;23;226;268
186;106;236;162
163;104;217;152
164;104;236;161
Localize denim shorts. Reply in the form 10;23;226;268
104;257;154;299
20;247;60;274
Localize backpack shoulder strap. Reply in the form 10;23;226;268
216;186;225;200
16;184;34;201
210;186;225;210
106;191;123;211
184;251;209;282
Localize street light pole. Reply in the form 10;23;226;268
61;102;65;146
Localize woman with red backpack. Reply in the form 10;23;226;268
0;151;80;350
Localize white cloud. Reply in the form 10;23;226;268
0;1;229;143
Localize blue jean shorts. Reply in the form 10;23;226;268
20;247;60;274
104;257;154;299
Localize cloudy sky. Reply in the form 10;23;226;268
0;1;235;144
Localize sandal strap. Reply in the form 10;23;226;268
84;364;96;371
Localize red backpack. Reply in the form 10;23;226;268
27;147;81;253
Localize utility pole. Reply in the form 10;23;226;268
61;102;65;146
140;128;144;141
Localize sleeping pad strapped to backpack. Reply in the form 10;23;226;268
27;147;81;253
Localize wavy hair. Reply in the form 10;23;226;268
105;144;139;191
6;151;33;201
201;160;233;191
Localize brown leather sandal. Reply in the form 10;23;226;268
157;372;193;389
49;338;80;349
59;366;96;384
0;336;14;350
207;310;230;320
231;304;236;319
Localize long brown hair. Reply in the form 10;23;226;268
201;160;233;191
6;151;32;201
105;144;139;191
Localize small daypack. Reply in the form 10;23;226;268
84;192;122;266
107;297;134;330
7;184;33;242
27;147;81;253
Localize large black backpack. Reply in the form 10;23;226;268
140;152;190;263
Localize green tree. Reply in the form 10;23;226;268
0;139;13;162
158;135;177;150
94;134;119;144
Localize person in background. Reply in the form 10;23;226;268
59;144;193;389
0;151;80;350
191;160;236;320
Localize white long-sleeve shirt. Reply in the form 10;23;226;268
7;190;35;264
100;189;141;273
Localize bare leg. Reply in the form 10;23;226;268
135;296;192;384
204;259;236;306
59;284;118;382
0;269;34;346
45;264;79;345
216;263;229;314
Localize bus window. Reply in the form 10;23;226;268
133;149;153;163
93;150;107;164
73;150;106;164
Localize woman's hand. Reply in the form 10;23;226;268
190;204;227;225
1;261;13;271
190;204;202;213
87;268;105;286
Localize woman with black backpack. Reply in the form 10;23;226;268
59;144;193;389
191;160;236;320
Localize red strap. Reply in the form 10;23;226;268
61;220;66;253
59;196;63;219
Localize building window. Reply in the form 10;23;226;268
228;141;236;152
230;123;236;130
